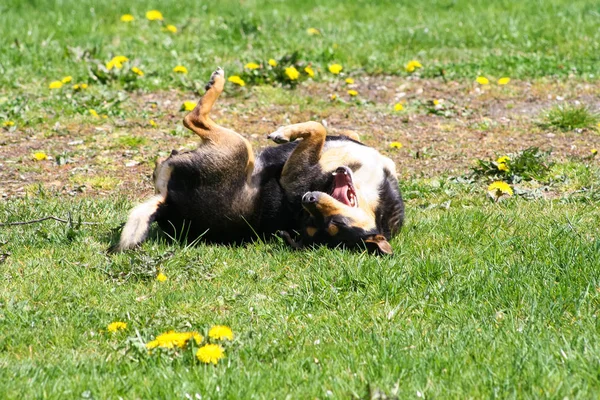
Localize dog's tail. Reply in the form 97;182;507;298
109;195;164;253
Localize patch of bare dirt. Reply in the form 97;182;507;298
1;77;598;200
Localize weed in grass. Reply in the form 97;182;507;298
540;103;599;132
471;147;553;184
70;174;120;190
236;52;314;88
117;135;147;148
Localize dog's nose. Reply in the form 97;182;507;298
302;192;318;204
334;166;351;175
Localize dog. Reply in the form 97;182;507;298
111;68;404;254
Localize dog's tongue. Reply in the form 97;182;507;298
331;173;352;206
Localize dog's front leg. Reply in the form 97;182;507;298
267;121;326;181
277;230;304;250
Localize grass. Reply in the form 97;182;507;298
542;104;600;131
1;0;600;95
2;0;600;398
1;182;600;398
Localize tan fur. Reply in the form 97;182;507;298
271;121;327;178
337;130;361;142
312;194;376;231
182;68;255;183
327;224;339;236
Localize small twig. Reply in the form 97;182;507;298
0;216;98;227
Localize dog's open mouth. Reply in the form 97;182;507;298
331;166;358;207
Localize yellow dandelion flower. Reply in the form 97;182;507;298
329;93;337;101
196;344;225;364
3;121;15;127
306;27;320;36
244;62;260;70
497;163;509;172
345;78;354;84
61;76;72;84
106;56;128;70
112;55;129;64
487;181;513;197
285;66;300;80
405;60;423;73
107;321;127;332
498;77;510;85
131;67;144;76
120;14;135;22
347;89;358;97
394;103;404;111
476;76;489;85
157;272;167;282
72;84;80;90
165;24;177;33
146;331;203;350
49;81;63;89
433;99;441;106
591;149;597;155
304;66;315;77
192;332;203;345
228;75;246;86
389;142;403;149
146;10;164;21
33;152;47;161
149;120;157;128
208;325;234;341
73;83;88;90
89;109;99;118
182;101;196;111
268;59;278;67
328;64;343;75
172;65;188;74
496;156;510;164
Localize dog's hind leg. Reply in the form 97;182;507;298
183;68;255;183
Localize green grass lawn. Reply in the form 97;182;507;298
2;0;600;398
1;184;600;398
1;0;599;93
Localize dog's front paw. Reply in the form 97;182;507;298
267;127;291;144
277;230;303;250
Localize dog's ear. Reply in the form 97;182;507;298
364;235;393;255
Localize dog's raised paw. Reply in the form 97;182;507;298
267;128;291;144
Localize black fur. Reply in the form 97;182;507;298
135;136;404;252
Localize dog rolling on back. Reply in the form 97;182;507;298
111;68;404;254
